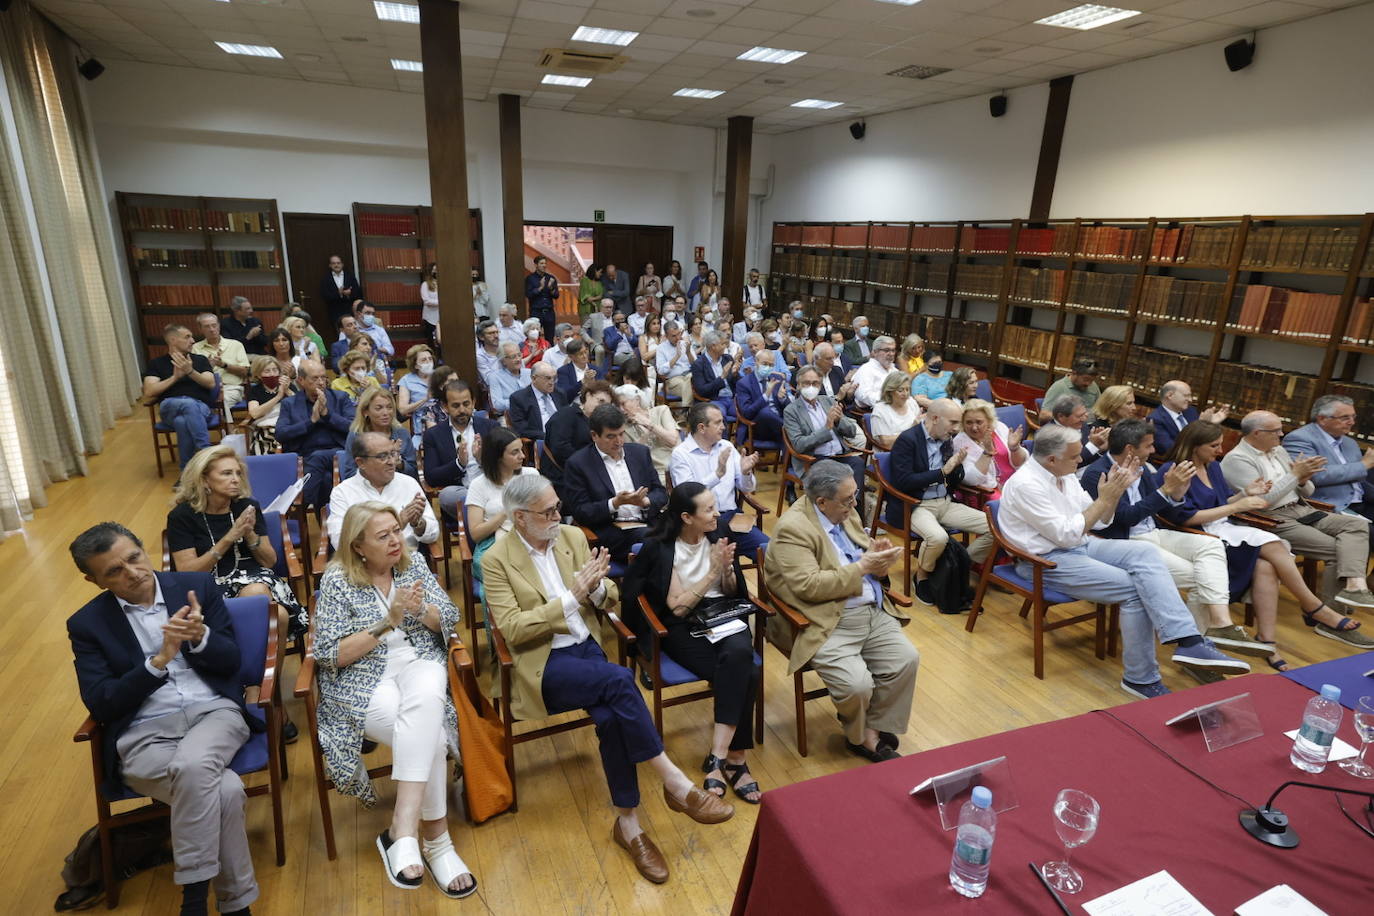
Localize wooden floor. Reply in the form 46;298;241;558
0;414;1353;915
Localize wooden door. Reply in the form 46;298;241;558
283;212;354;332
593;224;673;284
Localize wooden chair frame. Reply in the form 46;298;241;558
147;394;225;479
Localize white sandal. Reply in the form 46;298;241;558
377;830;424;890
422;833;479;899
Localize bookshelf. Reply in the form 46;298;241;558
117;192;288;363
770;213;1374;440
351;202;483;362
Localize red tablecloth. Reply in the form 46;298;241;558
732;674;1373;915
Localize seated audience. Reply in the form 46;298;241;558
619;357;655;417
328;434;437;553
1150;378;1230;457
222;295;265;355
740;331;766;373
714;318;743;365
691;330;739;423
347;331;392;388
476;321;502;381
542;323;575;372
890;399;993;603
463;428;538;580
1081;420;1270;669
412;365;455;436
68;522;261;916
945;366;979;406
508;362;566;441
555;338;600;403
625;483;762;803
655;321;694;410
486;342;531;415
999;424;1249;698
547;379;615;473
869;371;919;449
144;324;218;469
1046;394;1111;467
670;403;768;556
1090;384;1138;429
275;359;354;508
288;307;327;359
842;316;872;369
245;356;291;454
520;318;550;368
736;348;790;443
312;502;475;898
329;314;359;369
331;349;381;404
565;404;668;561
583;297;617;357
1283;394;1374;524
481;476;733;883
340;386;417;481
952;398;1026;497
266;327;296;380
168;444;308;638
852;335;898;408
629;297;653;338
606;312;637;369
781;320;808;368
910;354;951;408
396;345;436;437
1220;411;1374;629
899;333;926;376
784;366;868;494
194;312;249;407
765;460;917;762
1041;357;1101;420
616;384;679;481
810;342;855;402
494;304;524;350
354;300;395;360
420;380;494;521
280;316;320;370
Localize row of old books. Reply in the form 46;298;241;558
127;206;205;231
206;210;276;233
216;285;281;308
1239;225;1363;272
361;247;431;271
869;224;911;251
999;326;1060;370
1118;345;1210;398
1136;275;1228;327
866;256;909;287
1014;226;1077;257
1066;271;1133;314
1010;266;1066;305
367;281;421;305
377;307;422;327
952;263;1003;301
357;212;420;237
132;247;208;269
1150;225;1236;265
921;316;992;358
1344;299;1374;346
1079;226;1148;261
1226;286;1347;341
909;262;953;295
1066;337;1124;381
1211;361;1316;426
137;284;214;307
959;227;1013;255
213;249;280;269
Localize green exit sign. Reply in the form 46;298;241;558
593;210;605;223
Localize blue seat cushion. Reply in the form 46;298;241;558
658;650;763;688
155;414;222;433
101;704;268;802
991;564;1077;607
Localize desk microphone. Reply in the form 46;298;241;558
1240;780;1374;848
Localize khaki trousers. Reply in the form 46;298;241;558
807;604;919;745
663;374;692;410
1266;503;1371;595
910;496;992;572
1134;527;1232;608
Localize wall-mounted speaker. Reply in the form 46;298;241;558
989;95;1007;118
78;57;105;80
1224;38;1255;72
849;121;865;140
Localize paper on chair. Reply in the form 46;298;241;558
1235;884;1327;916
1281;730;1358;761
704;618;747;644
264;473;308;516
1082;870;1213;916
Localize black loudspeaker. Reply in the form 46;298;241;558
849;121;865;140
0;1;12;12
989;95;1007;118
78;57;105;80
1224;38;1254;72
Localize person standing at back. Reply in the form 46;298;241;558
525;256;559;341
320;254;362;327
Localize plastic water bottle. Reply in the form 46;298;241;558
949;785;996;898
1290;683;1343;773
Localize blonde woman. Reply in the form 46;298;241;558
397;344;436;434
341;386;417;480
1091;384;1138;429
899;334;926;376
281;315;320;370
166;444;307;636
349;332;392;387
952;398;1027;498
869;371;920;450
312;501;475;898
245;355;292;454
332;349;382;403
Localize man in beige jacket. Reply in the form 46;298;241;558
765;459;919;763
481;474;732;884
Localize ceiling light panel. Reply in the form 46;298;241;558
1036;5;1141;30
215;42;282;58
737;46;807;64
542;74;592;87
792;99;842;109
873;0;923;5
374;2;419;24
674;88;724;98
571;26;639;46
391;59;423;71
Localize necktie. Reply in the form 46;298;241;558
1177;413;1186;431
830;524;879;607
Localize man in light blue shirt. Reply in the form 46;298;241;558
486;342;530;415
655;321;693;411
670;402;768;556
1284;394;1374;522
354;300;394;359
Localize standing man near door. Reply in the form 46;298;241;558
319;254;362;327
526;256;559;342
603;263;632;317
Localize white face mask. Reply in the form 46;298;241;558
348;367;366;383
527;328;541;340
416;360;434;376
800;385;821;401
816;324;828;337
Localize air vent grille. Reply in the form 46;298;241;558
538;48;628;75
887;64;952;80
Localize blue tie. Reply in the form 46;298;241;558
829;524;880;608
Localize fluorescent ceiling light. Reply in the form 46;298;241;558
737;46;807;64
571;26;639;46
215;42;282;58
873;0;923;5
542;74;591;87
792;98;842;109
391;59;423;72
1036;4;1141;30
674;87;724;99
373;1;419;23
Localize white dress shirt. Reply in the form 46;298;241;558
1000;458;1112;557
497;320;525;350
803;398;843;456
852;358;892;408
535;389;559;428
599;448;644;520
116;578;218;728
516;531;606;649
656;339;691;378
629;312;648;337
332;270;345;290
543;346;569;371
670;436;755;514
328;471;439;551
476;345;501;382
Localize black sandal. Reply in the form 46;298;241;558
722;760;762;805
700;753;728;799
1255;637;1290;673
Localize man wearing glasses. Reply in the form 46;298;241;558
850;334;899;408
1284;394;1374;528
327;430;438;552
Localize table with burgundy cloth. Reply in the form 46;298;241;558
732;672;1373;915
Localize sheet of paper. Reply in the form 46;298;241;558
1082;869;1213;916
704;618;747;644
1280;730;1358;762
1235;884;1328;916
263;473;308;516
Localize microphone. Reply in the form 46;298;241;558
1240;780;1374;848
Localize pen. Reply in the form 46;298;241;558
1029;862;1073;915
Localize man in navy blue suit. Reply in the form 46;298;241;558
555;338;600;403
319;254;362;327
328;314;358;370
508;362;566;440
422;379;495;521
525;256;559;341
691;330;738;423
1150;379;1230;457
274;358;354;508
67;522;259;916
564;404;668;561
736;348;790;442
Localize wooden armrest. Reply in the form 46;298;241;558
605;610;636;644
884;588;913;608
578;525;600;545
959;484;997;497
448;637;474;671
767;596;811;630
279;516;303;580
994;533;1058;569
636;595;670;638
312;532;330;576
739;490;770;515
256;605;280;706
293;651;316;698
73;716;99;742
1307;498;1335;512
1235;512;1278;529
426;539;444;562
490;625;515;668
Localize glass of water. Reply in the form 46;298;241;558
1042;788;1100;894
1338;696;1374;779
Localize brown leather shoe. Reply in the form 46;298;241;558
613;819;669;884
664;784;735;824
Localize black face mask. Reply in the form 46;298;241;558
928;363;943;373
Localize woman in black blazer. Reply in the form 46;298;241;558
626;482;762;804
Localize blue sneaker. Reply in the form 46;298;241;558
1121;679;1171;700
1172;638;1250;675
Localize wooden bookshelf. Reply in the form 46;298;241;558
770;213;1374;437
117;192;288;363
351;202;483;362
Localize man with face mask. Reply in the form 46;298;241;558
842;316;872;370
742;268;767;310
735;347;790;444
910;354;952;409
352;300;394;359
783;365;867;495
542;322;576;372
733;308;757;346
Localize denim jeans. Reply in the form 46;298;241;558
1018;537;1198;685
159;397;212;468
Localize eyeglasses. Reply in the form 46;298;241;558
365;451;402;461
825;491;859;507
522;502;562;519
1256;427;1283;435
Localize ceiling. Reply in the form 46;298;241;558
35;0;1365;134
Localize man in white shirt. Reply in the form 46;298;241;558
353;300;394;359
998;424;1248;698
328;431;438;552
495;304;525;350
542;322;575;372
671;402;768;556
475;320;502;383
193;312;250;407
628;297;653;337
742;268;767;309
851;335;897;408
655;321;693;412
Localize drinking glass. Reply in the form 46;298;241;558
1338;696;1374;779
1041;788;1100;894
